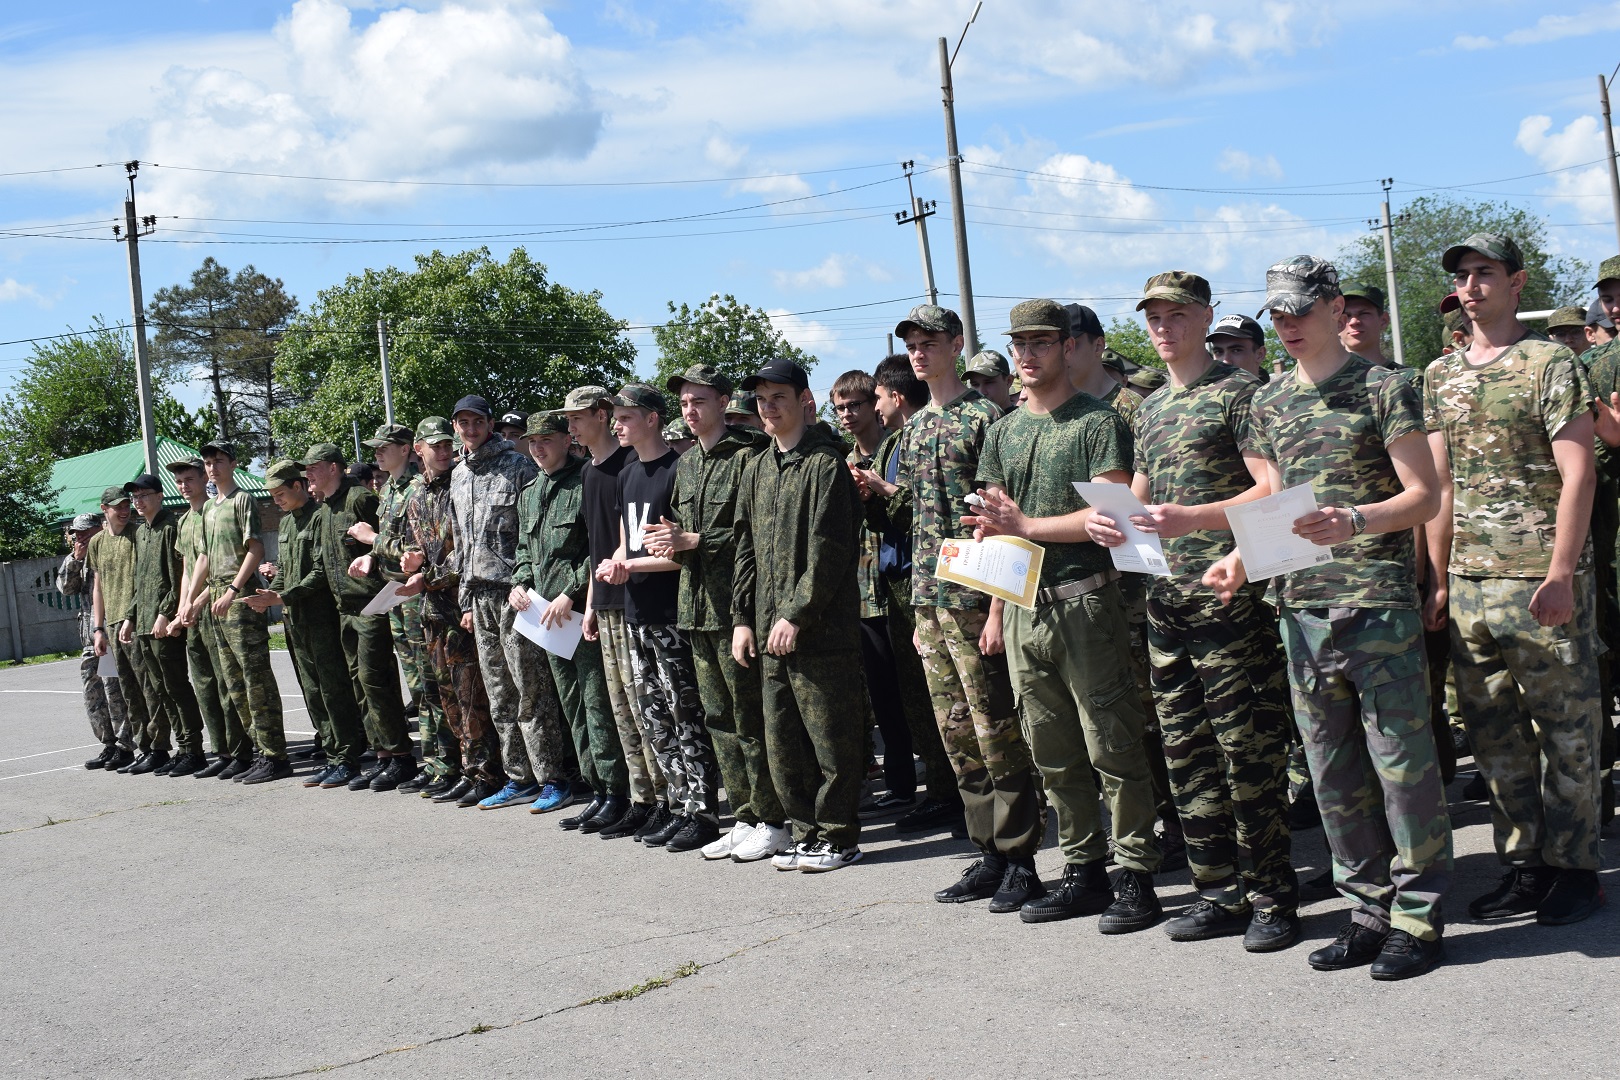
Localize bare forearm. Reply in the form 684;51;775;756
1549;469;1596;582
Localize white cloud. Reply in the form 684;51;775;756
1216;149;1283;179
772;253;892;290
767;308;848;363
0;278;46;305
1515;113;1614;209
1455;3;1620;48
732;173;813;198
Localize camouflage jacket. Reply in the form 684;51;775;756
1582;338;1620;485
271;498;338;620
372;463;421;583
846;440;886;620
1424;333;1593;578
733;423;863;654
513;456;593;609
126;506;183;634
57;553;94;645
403;469;462;625
671;424;767;631
897;387;1001;609
450;435;537;605
310;478;386;616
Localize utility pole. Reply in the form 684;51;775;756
1378;178;1406;367
939;0;982;350
352;419;363;461
376;317;396;426
112;162;160;474
895;161;939;306
1600;72;1620;251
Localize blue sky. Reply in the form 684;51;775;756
3;0;1619;407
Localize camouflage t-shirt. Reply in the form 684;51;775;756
976;391;1130;588
1249;353;1425;609
1423;333;1593;578
86;524;138;628
202;488;264;588
898;387;1001;609
1103;382;1141;445
1135;361;1263;600
177;506;206;579
1582;338;1620;485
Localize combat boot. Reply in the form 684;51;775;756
1097;870;1162;934
1468;866;1557;920
1537;869;1604;926
933;854;1007;903
1020;859;1112;923
1307;921;1388;970
600;802;652;840
84;746;117;770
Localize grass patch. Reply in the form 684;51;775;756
7;649;78;667
582;961;702;1006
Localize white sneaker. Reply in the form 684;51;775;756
772;841;807;871
701;822;753;861
798;839;863;874
733;822;791;863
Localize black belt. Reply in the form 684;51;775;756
1034;569;1120;606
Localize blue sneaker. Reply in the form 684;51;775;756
529;781;574;814
478;780;541;810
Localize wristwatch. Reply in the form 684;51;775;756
1348;506;1367;536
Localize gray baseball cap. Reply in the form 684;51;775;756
1259;256;1342;317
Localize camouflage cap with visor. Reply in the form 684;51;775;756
661;417;693;442
556;385;614;413
894;303;963;340
70;512;100;532
1340;283;1386;312
725;391;759;417
1259;256;1342;317
100;485;130;507
362;422;415;449
263;459;306;491
164;455;206;476
612;383;669;417
964;350;1010;378
1099;348;1140;375
1128;367;1167;392
1136;270;1211;310
414;416;454;444
1547;305;1590;331
300;442;346;467
1005;298;1069;335
1442;232;1524;275
664;363;734;398
1595;254;1620;289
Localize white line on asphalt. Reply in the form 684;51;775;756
0;744;99;764
0;690;81;694
0;765;79;781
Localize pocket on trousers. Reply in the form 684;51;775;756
1086;669;1140;754
1360;651;1426;740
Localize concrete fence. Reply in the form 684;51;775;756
0;557;84;662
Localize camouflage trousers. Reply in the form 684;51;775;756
1449;573;1603;871
628;622;718;822
1003;586;1161;874
188;603;245;759
885;577;957;803
596;607;664;806
1280;605;1453;941
1122;575;1179;831
424;619;501;785
549;637;628;797
78;645;128;750
286;602;366;768
1148;591;1295;914
337;610;411;758
469;588;564;784
761;649;866;848
392;598;450;777
206;587;288;761
691;628;782;826
135;633;204;755
110;622;153;753
915;604;1040;860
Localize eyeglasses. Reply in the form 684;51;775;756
1007;338;1060;357
832;399;874;413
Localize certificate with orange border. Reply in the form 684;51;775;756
935;535;1044;610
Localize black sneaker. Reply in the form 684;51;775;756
105;749;135;772
1156;830;1189;874
369;757;417;792
1098;870;1162;934
130;750;170;776
347;760;388;791
635;803;673;843
896;798;962;834
397;770;435;795
987;861;1045;914
560;794;606;831
242;758;294;785
1020;860;1113;923
1242;909;1301;953
194;755;229;778
85;746;118;770
320;763;361;790
153;755;177;776
858;792;916;818
304;764;335;788
600;802;652;840
167;752;206;777
1537;869;1605;926
234;757;273;784
118;752;147;774
431;776;474;803
643;812;688;849
1163;899;1249;942
666;816;721;853
1307;922;1388;970
419;773;460;799
1469;866;1558;920
219;756;255;781
458;779;500;808
933;855;1008;903
581;795;629;835
1370;929;1445;981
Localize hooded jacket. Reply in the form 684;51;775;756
513;455;592;608
449;434;537;606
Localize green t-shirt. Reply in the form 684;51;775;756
898;387;1001;609
976;391;1130;588
86;524;137;628
1248;353;1425;609
202;488;263;587
1135;361;1263;600
1423;333;1592;578
177;506;207;577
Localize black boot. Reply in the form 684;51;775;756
1369;929;1445;981
1307;921;1388;970
599;802;651;840
432;776;475;804
1097;869;1162;934
560;794;606;831
933;854;1008;903
988;859;1045;914
1468;866;1557;920
1020;860;1113;923
581;795;629;835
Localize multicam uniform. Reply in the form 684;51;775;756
88;523;151;754
126;505;202;756
374;464;451;777
57;552;129;752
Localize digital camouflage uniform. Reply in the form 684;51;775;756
979;390;1162;874
899;386;1041;858
126;504;202;754
202;488;287;761
671;422;784;827
177;505;243;759
1425;336;1603;871
88;523;151;753
404;466;501;784
1135;360;1295;914
1250;353;1453;941
734;422;868;849
57;552;129;751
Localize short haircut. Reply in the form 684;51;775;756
831;369;876;402
874;353;928;409
170;462;204;478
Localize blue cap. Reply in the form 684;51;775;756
452;394;492;419
740;358;810;393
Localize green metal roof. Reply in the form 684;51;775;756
46;436;269;523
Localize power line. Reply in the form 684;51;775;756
142;159;904;189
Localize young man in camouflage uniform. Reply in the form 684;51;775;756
62;513;131;770
1092;273;1297;950
733;358;869;873
1546;306;1592;356
963;350;1015;413
892;303;1043;910
1583;257;1620;820
1426;233;1604;926
88;486;146;772
1207;315;1269;381
1206;255;1451;981
399;417;504;807
1340;285;1393;367
645;364;788;860
512;411;631;833
967;299;1163;928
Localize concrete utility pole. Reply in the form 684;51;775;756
1600;73;1620;251
895;161;940;306
1378;178;1406;367
376;317;396;426
939;1;982;350
113;162;160;475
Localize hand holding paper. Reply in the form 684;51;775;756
512;589;584;660
1223;484;1334;581
1071;482;1170;577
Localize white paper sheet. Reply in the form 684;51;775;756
97;649;118;678
512;590;584;660
360;580;411;617
1071;482;1171;577
1224;484;1335;580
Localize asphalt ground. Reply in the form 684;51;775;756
3;651;1618;1079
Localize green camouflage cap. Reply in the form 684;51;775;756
99;485;130;507
1442;308;1469;336
1340;283;1386;312
1442;232;1523;274
1005;298;1069;335
964;350;1010;378
362;422;415;449
894;303;963;339
661;417;692;442
1259;255;1341;317
725;391;759;417
70;513;100;532
200;439;238;461
557;384;614;413
1547;305;1589;330
414;416;454;444
1136;270;1211;310
1128;367;1166;392
1595;254;1620;288
262;459;306;491
524;410;568;438
664;363;734;398
300;442;346;467
611;383;668;417
163;455;205;475
1099;348;1140;375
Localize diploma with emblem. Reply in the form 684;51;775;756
935;535;1045;610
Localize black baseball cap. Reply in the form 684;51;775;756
123;473;163;495
740;358;810;393
452;394;493;419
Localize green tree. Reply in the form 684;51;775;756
3;319;142;462
1104;317;1163;370
652;293;816;391
1335;195;1589;366
274;248;635;449
154;398;219;450
0;456;60;560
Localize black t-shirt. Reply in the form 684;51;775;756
582;445;635;611
617;448;681;626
